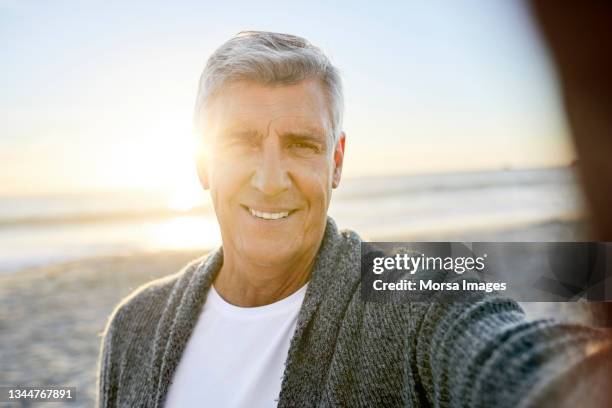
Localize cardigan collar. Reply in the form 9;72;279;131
146;217;356;407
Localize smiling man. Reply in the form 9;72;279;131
97;31;612;408
198;76;344;308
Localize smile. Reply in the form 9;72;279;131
248;207;291;220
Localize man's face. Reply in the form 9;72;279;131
198;79;345;267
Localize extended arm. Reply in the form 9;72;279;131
414;296;612;407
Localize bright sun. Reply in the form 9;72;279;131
98;111;209;211
167;185;206;212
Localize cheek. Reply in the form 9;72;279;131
295;159;334;209
209;159;248;206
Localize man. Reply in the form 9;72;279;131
97;31;611;407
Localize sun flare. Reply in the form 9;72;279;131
167;186;207;213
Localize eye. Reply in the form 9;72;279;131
289;142;320;154
224;138;258;151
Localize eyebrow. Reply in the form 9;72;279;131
220;126;328;143
277;124;327;140
281;132;326;146
221;128;260;140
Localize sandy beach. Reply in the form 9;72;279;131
0;219;600;407
0;250;203;407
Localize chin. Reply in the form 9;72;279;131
239;239;299;267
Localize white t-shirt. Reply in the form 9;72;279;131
164;283;308;408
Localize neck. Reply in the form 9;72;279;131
214;248;317;307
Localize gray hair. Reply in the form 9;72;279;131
194;31;344;146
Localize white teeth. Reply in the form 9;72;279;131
249;208;290;220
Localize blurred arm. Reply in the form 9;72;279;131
414;296;612;407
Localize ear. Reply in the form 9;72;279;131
332;132;346;189
195;143;210;190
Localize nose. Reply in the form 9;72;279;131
250;139;291;196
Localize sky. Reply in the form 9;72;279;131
0;0;574;198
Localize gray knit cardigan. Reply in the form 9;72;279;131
97;218;611;407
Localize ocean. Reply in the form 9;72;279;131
0;167;586;274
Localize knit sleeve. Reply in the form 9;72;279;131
413;295;612;408
96;305;124;408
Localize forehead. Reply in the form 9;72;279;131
204;79;332;136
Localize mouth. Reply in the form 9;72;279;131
244;206;293;221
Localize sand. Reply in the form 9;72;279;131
0;219;601;407
0;250;204;407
